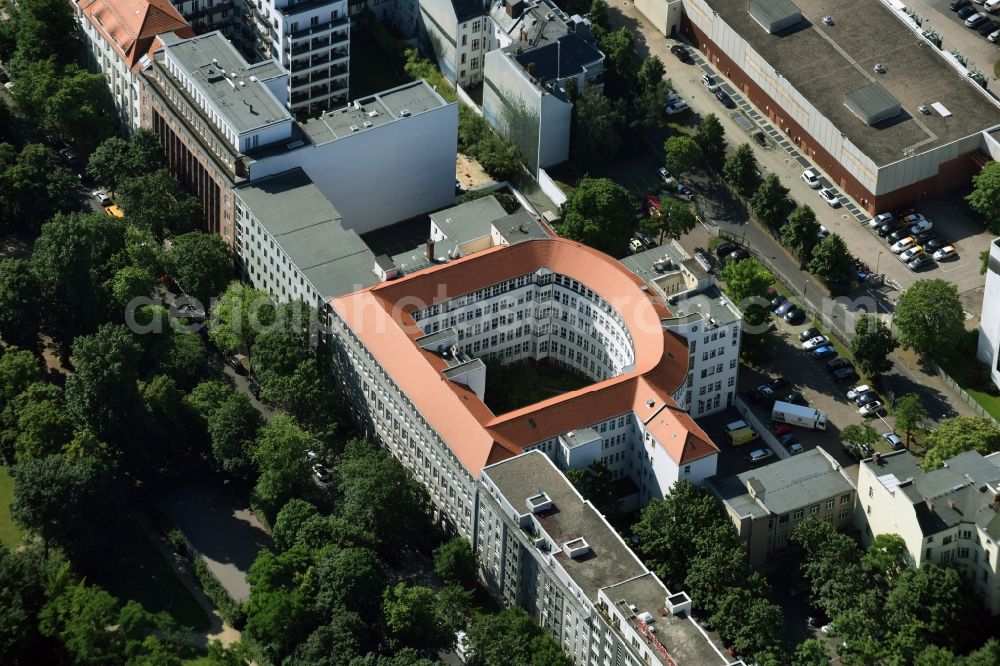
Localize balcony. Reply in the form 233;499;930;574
288;16;349;40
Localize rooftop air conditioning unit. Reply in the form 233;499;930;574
822;15;834;26
368;109;379;117
350;125;359;132
400;108;411;116
362;120;372;128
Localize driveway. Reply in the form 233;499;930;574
157;481;272;603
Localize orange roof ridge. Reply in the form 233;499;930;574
81;0;193;71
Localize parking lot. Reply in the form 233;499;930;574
912;0;1000;95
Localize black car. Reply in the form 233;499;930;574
752;131;770;148
715;89;736;108
843;445;862;462
784;308;806;325
924;236;949;251
727;248;750;263
949;0;971;9
784;391;808;406
768;378;790;392
913;230;938;244
855;391;879;407
908;254;935;271
227;355;248;375
715;241;739;258
799;327;821;342
888;227;913;242
770;295;787;310
833;367;860;383
248;381;262;399
827;357;853;371
977;19;998;35
957;4;977;18
877;220;904;237
778;433;800;447
808;611;830;629
670;44;691;62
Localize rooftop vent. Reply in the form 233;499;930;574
350;125;359;132
562;537;590;559
873;63;887;74
821;15;834;26
526;492;552;513
286;139;305;150
748;0;802;34
368;109;379;118
918;104;930;115
400;108;411;116
930;101;952;117
362;120;373;128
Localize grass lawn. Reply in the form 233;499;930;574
936;336;1000;422
79;518;210;631
348;32;409;99
0;466;24;550
483;359;591;414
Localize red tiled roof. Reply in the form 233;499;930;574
330;238;718;478
78;0;194;72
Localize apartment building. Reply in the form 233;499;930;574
484;0;603;172
708;448;856;568
76;0;195;131
328;237;721;538
478;451;734;666
140;30;293;241
170;0;239;39
856;449;1000;614
621;242;742;417
233;167;379;307
977;238;1000;391
418;0;493;87
240;0;350;117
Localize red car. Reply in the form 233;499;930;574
772;422;792;436
641;195;661;217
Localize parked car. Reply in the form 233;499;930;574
658;166;673;183
855;391;880;407
227;354;248;375
847;385;871;400
843;445;862;462
747;448;774;464
833;367;860;383
877;219;904;237
671;44;692;62
715;241;739;258
808;612;830;629
883;432;904;450
788;442;805;455
966;12;988;27
827;357;853;371
702;74;720;91
771;295;787;310
908;254;934;271
753;131;770;148
665;100;689;115
59;148;79;164
726;248;750;263
715;89;736;108
818;187;840;207
3;81;13;92
799;327;821;342
811;345;837;360
958;4;978;18
312;463;331;484
898;246;924;263
92;190;112;206
676;182;693;197
933;246;957;261
801;169;822;189
776;301;797;316
976;18;997;34
950;0;972;9
629;238;645;254
248;381;261;399
785;308;806;324
913;229;938;244
772;422;792;436
783;391;808;406
887;227;913;243
802;335;830;350
868;212;892;228
923;236;949;251
989;28;1000;43
778;433;800;448
890;236;916;254
860;401;884;417
909;219;932;234
986;0;1000;11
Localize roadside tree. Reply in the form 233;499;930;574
850;314;897;378
0;259;42;349
750;172;792;229
251;415;313;523
722;144;759;197
559;177;634;257
207;392;262;476
663;135;703;176
570;85;624;167
117;169;202;240
840;423;878;451
892;393;929;449
893;279;965;357
381;582;453;653
779;205;821;262
695;114;727;171
433;537;478;588
807;234;855;286
208;282;275;355
922;417;1000;470
642;198;695;245
967;161;1000;232
163;232;232;306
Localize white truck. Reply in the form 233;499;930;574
771;401;828;431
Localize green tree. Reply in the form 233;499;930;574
597;27;638;99
288;609;366;666
164;232;232;306
208;282;275;355
807;234;855;286
260;359;339;437
719;257;773;306
923;417;1000;470
850;314;897;378
104;266;154;319
663;135;703;176
0;258;41;349
791;639;829;666
464;607;573;666
893;393;929;449
7;0;80;70
559;177;634;257
87;137;130;193
967;161;1000;232
39;65;115;151
14;391;72;461
185;380;231;424
250;301;316;377
117;169;203;240
710;587;785;659
862;533;907;584
39;577;125;664
642;197;695;245
565;460;621;520
251;415;313;523
840;423;878;450
779;205;821;262
271;499;321;553
434;537;479;588
633;57;671;131
722;143;760;197
0;348;41;406
244;588;314;663
154;332;207;391
684;526;753;617
381;582;453;653
0;142;77;231
314;546;385;624
570;85;623;167
695;114;727;171
894;279;965;357
0;546;52;663
632;480;727;587
750;172;792;229
208;393;262;476
11;455;112;557
64;324;144;450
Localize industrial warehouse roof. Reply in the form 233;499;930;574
234;169;378;300
845;82;901;126
702;0;1000;165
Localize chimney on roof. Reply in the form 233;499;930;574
426;237;435;263
506;0;525;18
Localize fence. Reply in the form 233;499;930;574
538;167;567;208
930;363;1000;428
733;394;790;459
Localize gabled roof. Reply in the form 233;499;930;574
79;0;194;71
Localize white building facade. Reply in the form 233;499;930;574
417;0;493;87
977;238;1000;391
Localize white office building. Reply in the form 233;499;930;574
977;238;1000;391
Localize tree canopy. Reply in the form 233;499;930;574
163;232;232;306
807;233;855;286
893;393;928;448
779;205;821;263
558;177;634;257
967;161;1000;233
0;142;77;231
570;84;624;168
850;314;897;378
922;417;1000;470
642;198;695;245
723;144;760;197
894;279;965;357
117;169;203;240
0;258;42;349
695;114;727;171
750;172;792;229
663;135;703;176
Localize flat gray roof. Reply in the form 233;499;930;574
234;169;378;299
845;82;901;126
161;31;290;134
704;0;1000;165
713;449;854;517
301;80;448;144
431;196;508;244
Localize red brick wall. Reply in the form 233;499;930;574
680;16;982;215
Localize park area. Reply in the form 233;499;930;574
483;359;591;414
